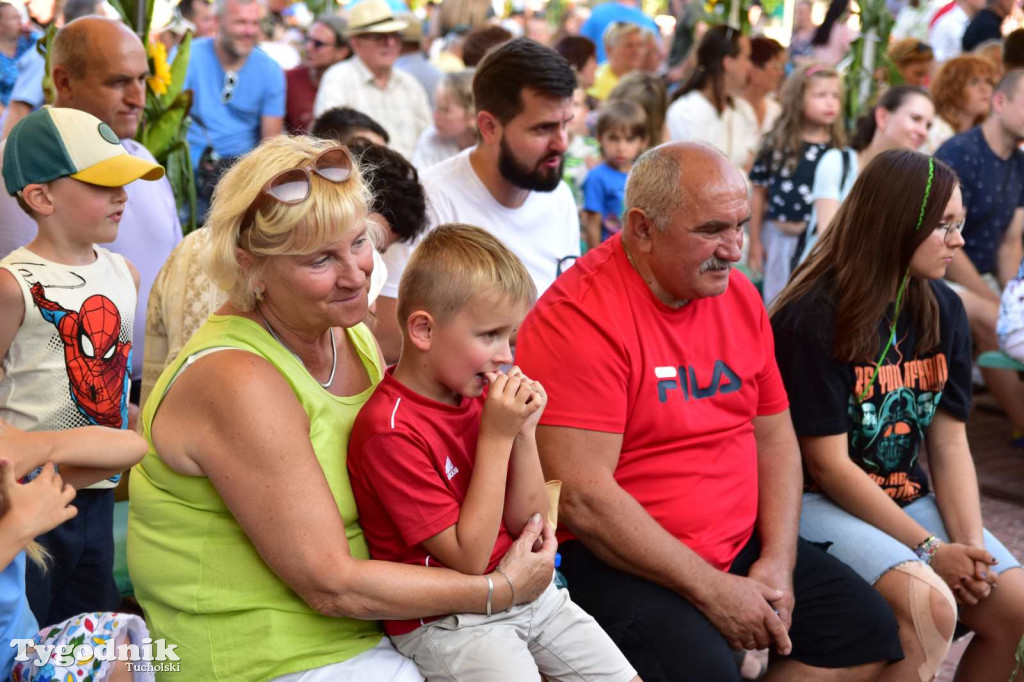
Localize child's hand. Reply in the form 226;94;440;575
495;367;546;435
519;377;546;435
481;367;543;442
747;241;764;277
0;460;76;542
0;419;30;479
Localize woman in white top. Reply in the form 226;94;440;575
666;24;757;171
923;54;995;154
412;69;477;171
799;86;935;263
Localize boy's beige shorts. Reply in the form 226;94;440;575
391;580;636;682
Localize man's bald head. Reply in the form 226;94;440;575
52;17;138;79
625;142;743;231
623;142;748;306
51;17;149;138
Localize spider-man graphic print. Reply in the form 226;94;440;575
30;282;132;429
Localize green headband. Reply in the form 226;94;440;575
857;157;934;403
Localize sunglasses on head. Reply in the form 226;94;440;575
221;70;238;104
306;37;335;49
240;147;354;233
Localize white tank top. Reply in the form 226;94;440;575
0;246;136;488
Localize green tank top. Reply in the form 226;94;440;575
128;315;383;681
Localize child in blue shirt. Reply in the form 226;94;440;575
0;422;147;682
582;100;648;251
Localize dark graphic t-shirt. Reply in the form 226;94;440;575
771;279;973;505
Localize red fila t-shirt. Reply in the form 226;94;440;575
348;369;515;635
516;234;789;571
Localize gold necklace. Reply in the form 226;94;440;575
623;241;690;308
257;307;337;388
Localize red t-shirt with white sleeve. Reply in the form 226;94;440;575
516;234;789;571
347;369;515;635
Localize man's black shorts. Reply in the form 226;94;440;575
560;534;903;682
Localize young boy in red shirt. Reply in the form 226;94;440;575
348;223;638;682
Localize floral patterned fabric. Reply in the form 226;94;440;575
12;611;152;682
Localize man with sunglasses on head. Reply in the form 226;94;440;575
285;15;350;132
313;0;431;160
935;68;1024;442
185;0;285;219
0;17;181;426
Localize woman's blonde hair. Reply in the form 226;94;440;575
759;63;845;174
205;135;374;311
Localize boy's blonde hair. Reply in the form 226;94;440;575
205;135;376;311
397;224;536;328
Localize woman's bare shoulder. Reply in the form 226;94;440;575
151;348;309;475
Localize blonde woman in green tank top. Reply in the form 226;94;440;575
127;136;556;682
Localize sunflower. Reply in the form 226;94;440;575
148;40;172;96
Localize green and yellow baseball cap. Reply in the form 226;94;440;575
3;106;164;196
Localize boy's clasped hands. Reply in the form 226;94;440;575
480;366;547;441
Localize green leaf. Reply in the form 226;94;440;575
142;0;157;43
141;97;190;162
159;31;192;109
35;23;58;105
106;0;130;25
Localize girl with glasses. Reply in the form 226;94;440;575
771;150;1024;682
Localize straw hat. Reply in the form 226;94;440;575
345;0;407;37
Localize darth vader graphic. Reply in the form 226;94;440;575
848;386;941;475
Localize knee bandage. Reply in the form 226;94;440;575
890;561;957;682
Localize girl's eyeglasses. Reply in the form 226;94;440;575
240;147;354;233
936;218;966;245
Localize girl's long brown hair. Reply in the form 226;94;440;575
759;64;846;174
770;150;958;363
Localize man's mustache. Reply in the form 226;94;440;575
699;256;731;274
